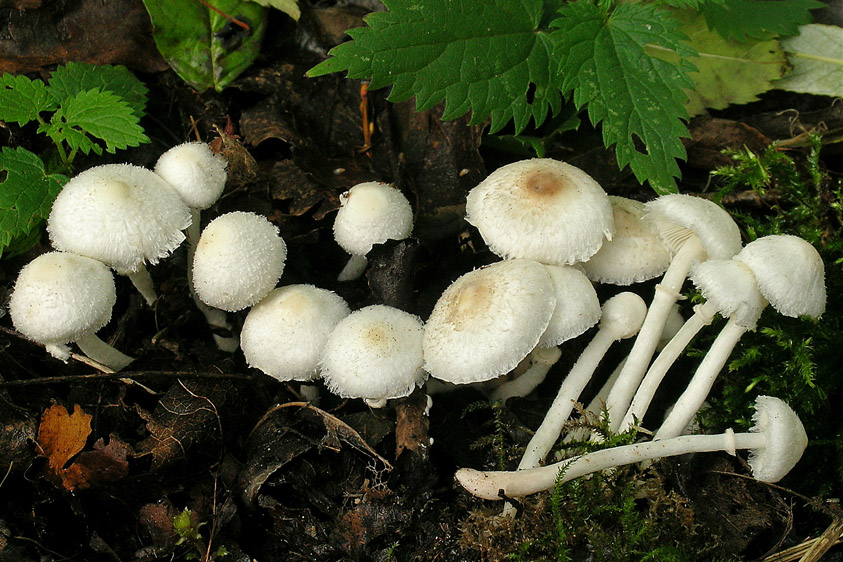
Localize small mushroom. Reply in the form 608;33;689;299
332;181;413;281
192;211;287;312
456;396;807;500
319;305;426;407
47;163;192;304
9;252;134;370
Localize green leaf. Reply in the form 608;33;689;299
701;0;824;42
0;73;57;126
774;24;843;97
47;62;149;118
245;0;299;21
142;0;267;92
307;0;566;134
0;146;67;252
659;10;787;116
51;89;149;154
551;1;695;194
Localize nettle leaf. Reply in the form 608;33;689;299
48;62;149;118
775;24;843;97
0;146;67;251
0;74;57;126
51;89;149;154
307;0;566;134
701;0;824;42
552;1;695;194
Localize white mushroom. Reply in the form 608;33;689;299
47;163;192;304
9;252;134;370
456;396;807;500
333;181;413;281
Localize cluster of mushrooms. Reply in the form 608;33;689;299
8;146;826;505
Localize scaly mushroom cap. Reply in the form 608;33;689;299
748;395;808;483
10;252;116;346
539;265;601;348
582;196;671;285
241;285;350;382
423;259;556;384
465;159;614;265
192;211;287;312
154;141;227;210
735;235;826;319
319;305;426;402
333;182;413;256
691;259;767;329
48;163;192;274
644;194;741;260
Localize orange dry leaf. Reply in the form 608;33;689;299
37;404;92;490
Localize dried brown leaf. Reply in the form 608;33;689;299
37;404;92;478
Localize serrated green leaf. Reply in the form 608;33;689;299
0;146;67;251
552;1;695;194
47;62;149;118
775;24;843;97
307;0;566;134
0;74;57;126
245;0;299;21
142;0;267;92
655;10;787;116
52;89;149;154
39;112;103;157
701;0;823;42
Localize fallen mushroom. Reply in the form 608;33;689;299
456;395;807;500
9;251;134;370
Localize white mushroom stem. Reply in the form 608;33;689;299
489;346;562;404
75;333;135;371
338;254;368;282
126;267;158;306
655;314;759;440
516;292;647;471
619;300;717;431
603;236;705;431
456;428;762;500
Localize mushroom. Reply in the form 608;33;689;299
333;181;413;281
655;234;825;440
240;284;350;382
423;259;556;385
47;163;192;304
9;251;134;370
515;291;647;471
319;305;426;407
456;395;807;500
465;158;614;266
603;194;741;431
192;211;287;312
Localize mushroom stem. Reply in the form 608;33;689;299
127;267;158;306
457;428;765;500
186;207;202;254
619;300;717;431
75;333;134;371
489;346;562;404
655;315;756;440
603;236;705;431
338;254;368;281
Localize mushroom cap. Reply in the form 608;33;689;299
644;194;741;260
539;265;601;347
748;395;808;483
691;259;767;329
599;291;648;340
154;141;227;210
9;252;116;346
333;182;413;256
240;285;350;382
423;259;556;384
192;211;287;312
581;196;671;285
47;163;192;274
319;305;426;402
735;235;826;319
465;158;614;265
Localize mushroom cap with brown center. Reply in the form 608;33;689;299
465;159;614;265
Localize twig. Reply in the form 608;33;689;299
0;371;253;389
760;518;843;562
194;0;250;30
